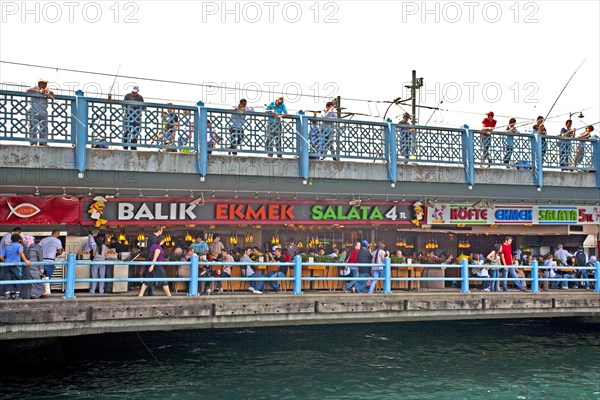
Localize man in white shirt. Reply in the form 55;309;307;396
39;230;64;290
554;244;573;266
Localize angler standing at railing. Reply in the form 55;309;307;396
559;119;576;170
573;125;595;168
481;111;496;166
265;96;288;157
320;101;337;159
504;118;518;167
398;112;413;164
26;79;53;146
532;116;548;160
123;85;145;150
228;99;253;155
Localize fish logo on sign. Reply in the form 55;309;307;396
6;201;41;219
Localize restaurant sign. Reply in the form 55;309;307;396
80;198;418;225
0;196;80;225
427;204;600;225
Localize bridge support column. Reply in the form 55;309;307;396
460;258;470;293
531;260;539;293
63;253;77;300
595;261;600;293
293;255;303;295
188;254;199;296
383;257;392;294
74;90;88;178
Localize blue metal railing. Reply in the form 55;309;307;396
1;255;598;299
1;89;599;188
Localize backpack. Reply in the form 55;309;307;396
574;250;587;267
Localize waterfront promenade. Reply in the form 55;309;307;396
1;257;598;341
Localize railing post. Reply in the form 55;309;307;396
531;259;539;293
293;255;303;295
593;138;600;189
532;133;543;190
385;119;397;185
460;258;470;293
196;101;207;179
63;253;77;300
297;111;309;182
462;124;475;188
383;257;392;294
594;261;600;293
188;254;199;296
74;90;88;178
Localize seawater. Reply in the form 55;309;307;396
1;319;598;399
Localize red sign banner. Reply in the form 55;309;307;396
0;196;80;225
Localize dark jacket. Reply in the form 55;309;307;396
357;247;372;274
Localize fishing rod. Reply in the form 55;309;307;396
544;58;586;122
108;64;121;100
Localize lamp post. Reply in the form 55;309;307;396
569;111;584;119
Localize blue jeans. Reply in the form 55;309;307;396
489;268;500;292
43;263;55;280
577;269;590;288
249;272;265;291
501;267;525;291
561;273;576;288
369;269;384;293
549;273;563;289
354;272;371;293
267;271;285;290
344;267;360;290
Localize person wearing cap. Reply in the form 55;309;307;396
481;111;497;166
264;96;288;157
123;85;145;150
26;79;54;146
398;112;414;163
352;240;373;293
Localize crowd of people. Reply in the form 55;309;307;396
22;79;598;166
2;226;597;299
478;112;597;169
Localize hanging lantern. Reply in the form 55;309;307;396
184;231;194;242
297;241;303;248
118;230;126;242
229;232;238;245
137;230;146;242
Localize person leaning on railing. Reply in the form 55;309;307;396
504;118;518;167
228;99;254;155
26;79;53;145
264;96;288;157
123;85;145;150
573;125;595;168
559;119;576;170
532;116;548;159
480;111;496;166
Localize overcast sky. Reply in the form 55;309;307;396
1;0;598;132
